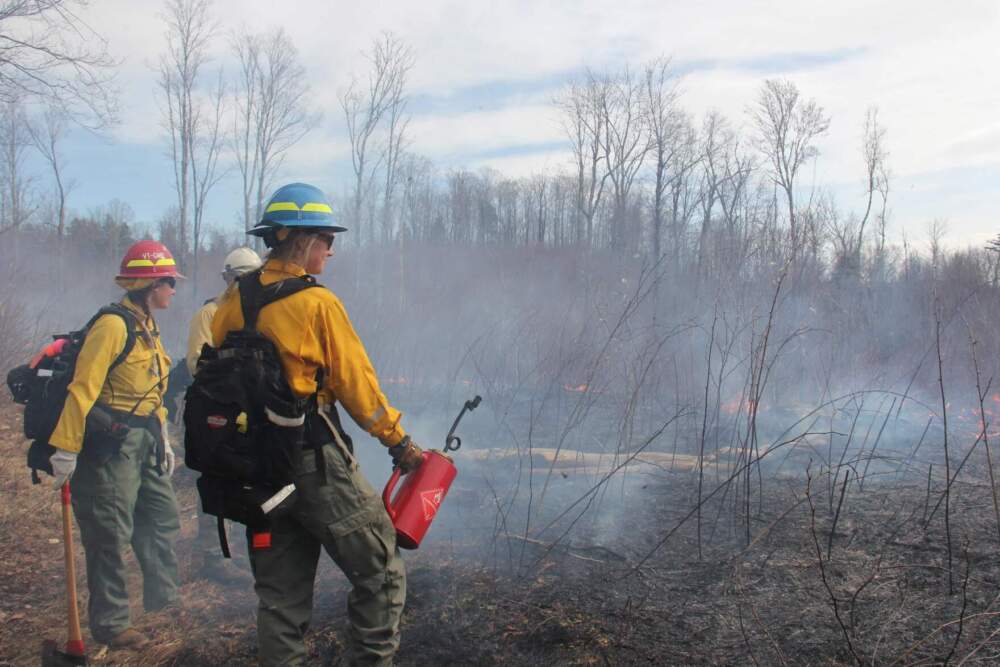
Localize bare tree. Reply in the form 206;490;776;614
27;105;75;286
230;27;317;240
377;34;413;244
856;107;886;250
190;70;227;294
528;173;548;244
643;57;680;266
696;110;729;278
0;99;33;236
927;218;948;273
716;135;756;272
986;234;1000;288
859;107;891;278
159;0;215;267
341;32;411;246
750;79;830;254
254;30;317;225
666;113;701;266
230;29;259;234
598;65;650;253
557;73;609;247
0;0;118;127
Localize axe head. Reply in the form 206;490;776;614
41;639;89;666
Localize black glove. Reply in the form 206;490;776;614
388;437;424;474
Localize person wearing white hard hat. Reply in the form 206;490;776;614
186;246;262;582
186;247;264;375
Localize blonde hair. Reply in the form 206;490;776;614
267;230;320;268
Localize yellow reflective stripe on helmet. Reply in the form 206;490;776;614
266;201;333;214
265;202;300;213
301;203;333;214
126;258;176;268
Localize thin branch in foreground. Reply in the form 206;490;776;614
806;469;864;667
933;299;954;594
827;468;850;560
967;325;1000;545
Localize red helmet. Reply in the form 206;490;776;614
117;240;184;279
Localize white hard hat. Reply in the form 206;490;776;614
222;246;262;282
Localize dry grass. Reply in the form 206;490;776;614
4;397;1000;665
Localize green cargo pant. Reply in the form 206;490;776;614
249;430;406;667
71;423;181;642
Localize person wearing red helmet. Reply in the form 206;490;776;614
48;240;184;650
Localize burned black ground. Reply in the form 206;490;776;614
2;399;999;666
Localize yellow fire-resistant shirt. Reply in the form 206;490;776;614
186;294;222;375
50;296;172;454
211;259;407;448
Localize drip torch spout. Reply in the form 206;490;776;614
443;395;481;453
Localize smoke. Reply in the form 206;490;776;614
4;231;1000;575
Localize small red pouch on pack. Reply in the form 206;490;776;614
251;532;272;550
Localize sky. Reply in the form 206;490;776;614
42;0;1000;248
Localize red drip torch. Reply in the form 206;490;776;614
383;396;481;549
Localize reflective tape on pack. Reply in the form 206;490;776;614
265;407;305;427
261;483;296;515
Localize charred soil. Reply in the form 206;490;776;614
2;399;999;666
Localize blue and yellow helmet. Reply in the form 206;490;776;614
248;183;347;246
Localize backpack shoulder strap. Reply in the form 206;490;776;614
237;269;321;331
86;303;139;372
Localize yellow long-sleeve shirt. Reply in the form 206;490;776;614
50;297;171;454
211;259;406;447
186;294;221;375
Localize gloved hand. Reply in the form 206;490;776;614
50;449;78;489
164;438;176;477
389;437;424;474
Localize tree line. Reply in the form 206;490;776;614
0;0;995;296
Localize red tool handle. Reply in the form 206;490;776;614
382;467;402;520
61;482;86;657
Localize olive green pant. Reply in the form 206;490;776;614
249;437;406;667
71;425;181;642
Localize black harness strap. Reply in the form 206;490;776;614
237;268;319;330
218;516;231;559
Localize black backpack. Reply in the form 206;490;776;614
6;304;138;483
183;269;320;553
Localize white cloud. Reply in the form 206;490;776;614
468;149;573;178
407;103;564;159
67;0;1000;242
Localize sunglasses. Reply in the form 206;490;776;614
317;233;336;249
155;277;177;289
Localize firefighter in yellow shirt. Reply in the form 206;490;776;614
48;240;183;650
209;183;423;666
187;246;261;582
185;247;262;375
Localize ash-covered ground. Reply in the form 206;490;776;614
3;392;1000;667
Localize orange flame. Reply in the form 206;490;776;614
721;396;759;415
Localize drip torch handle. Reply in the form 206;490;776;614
382;467;402;519
444;395;482;453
